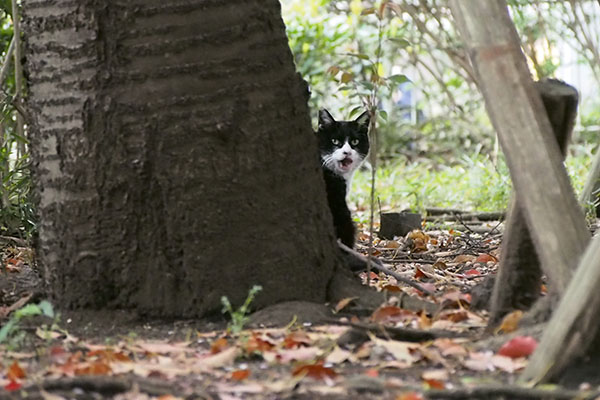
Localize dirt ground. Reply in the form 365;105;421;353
1;218;600;400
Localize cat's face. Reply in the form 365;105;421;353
316;109;370;179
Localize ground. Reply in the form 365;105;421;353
1;214;599;400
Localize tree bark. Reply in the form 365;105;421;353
488;80;579;327
449;0;589;296
23;0;341;317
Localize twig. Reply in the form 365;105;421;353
338;242;435;296
0;34;15;85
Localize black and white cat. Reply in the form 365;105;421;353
316;109;370;248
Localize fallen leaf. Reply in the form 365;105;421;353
414;267;426;279
382;284;402;293
276;347;320;363
381;240;400;249
423;378;445;389
244;334;275;353
440;291;471;307
40;389;67;400
199;346;241;369
4;380;22;391
371;338;417;365
440;310;469;323
371;306;415;324
496;310;523;334
365;368;379;377
283;331;312;349
492;354;527;373
464;269;480;276
497;336;537;358
292;362;337;380
231;369;250;381
464;351;495;371
74;361;111;376
432;260;448;270
325;346;351;364
422;369;449;381
453;254;475;264
210;337;229;354
334;297;358;312
475;253;498;263
7;361;26;380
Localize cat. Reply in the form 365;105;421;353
316;109;370;248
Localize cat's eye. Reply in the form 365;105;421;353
331;139;340;145
350;139;359;146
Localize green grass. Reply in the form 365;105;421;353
348;144;595;223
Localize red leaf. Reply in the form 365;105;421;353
244;333;275;353
396;392;425;400
231;369;250;381
365;368;379;377
210;337;229;354
414;267;426;279
292;362;337;380
371;306;415;323
382;284;402;292
283;332;312;349
7;361;26;380
74;361;112;376
497;336;538;358
4;380;21;391
475;253;497;263
464;269;480;276
424;378;445;389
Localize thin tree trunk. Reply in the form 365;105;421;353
23;0;341;316
11;0;24;157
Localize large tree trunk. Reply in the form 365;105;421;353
23;0;341;317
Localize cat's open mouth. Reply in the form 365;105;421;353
339;157;353;170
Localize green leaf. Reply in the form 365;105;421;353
359;81;375;90
14;303;43;318
341;72;354;83
389;38;411;48
38;300;54;318
361;7;375;16
347;53;370;61
349;106;364;118
388;74;411;85
378;110;388;121
0;319;16;343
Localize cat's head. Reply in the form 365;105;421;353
316;109;370;178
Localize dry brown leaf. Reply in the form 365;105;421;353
334;297;358;313
421;369;449;381
496;310;524;334
371;337;417;366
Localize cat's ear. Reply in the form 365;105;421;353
318;109;336;129
355;111;370;128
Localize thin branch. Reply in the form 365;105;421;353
0;35;15;85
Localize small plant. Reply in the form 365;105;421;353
0;300;55;348
221;285;262;334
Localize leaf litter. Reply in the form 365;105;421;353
1;223;597;399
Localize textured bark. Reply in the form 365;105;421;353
488;80;579;327
450;1;589;296
23;0;340;316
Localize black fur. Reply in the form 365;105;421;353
316;109;370;248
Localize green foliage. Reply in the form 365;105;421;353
221;285;262;335
0;6;34;238
0;300;56;348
